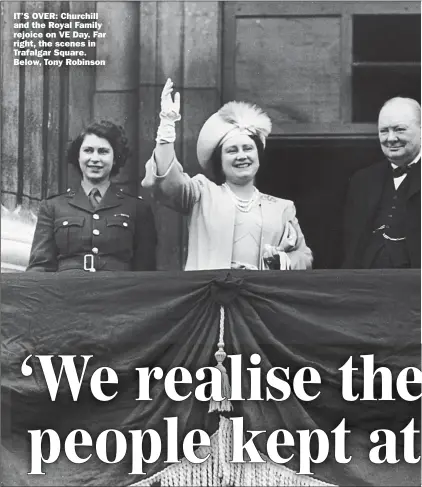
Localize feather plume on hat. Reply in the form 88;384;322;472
217;101;272;147
196;101;272;171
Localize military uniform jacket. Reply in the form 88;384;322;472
27;184;157;272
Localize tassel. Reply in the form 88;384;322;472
209;306;233;413
130;416;334;486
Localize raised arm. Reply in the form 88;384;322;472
142;79;202;214
153;78;181;176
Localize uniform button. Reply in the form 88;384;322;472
93;214;100;220
392;206;396;209
123;222;128;227
388;214;392;218
63;221;69;226
93;229;100;236
92;247;99;254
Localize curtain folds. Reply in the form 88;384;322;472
1;270;420;486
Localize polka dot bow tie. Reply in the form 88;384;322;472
392;164;415;178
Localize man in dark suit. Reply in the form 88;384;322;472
343;97;420;268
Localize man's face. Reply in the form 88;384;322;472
378;101;421;167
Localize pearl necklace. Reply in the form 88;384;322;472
223;183;260;213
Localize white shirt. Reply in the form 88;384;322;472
391;152;421;190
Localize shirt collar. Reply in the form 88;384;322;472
391;151;421;170
81;179;111;198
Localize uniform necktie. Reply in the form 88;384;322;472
89;188;101;209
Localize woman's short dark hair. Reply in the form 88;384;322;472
67;120;130;177
209;134;265;185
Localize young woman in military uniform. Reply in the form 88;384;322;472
27;121;157;272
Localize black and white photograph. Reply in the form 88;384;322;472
1;1;421;485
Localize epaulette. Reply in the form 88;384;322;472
116;187;143;200
46;188;74;199
64;188;76;198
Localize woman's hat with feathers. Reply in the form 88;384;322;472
196;101;272;170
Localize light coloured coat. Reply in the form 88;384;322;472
144;156;313;271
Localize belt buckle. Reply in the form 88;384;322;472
83;254;96;272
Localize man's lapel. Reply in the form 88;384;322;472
406;159;421;200
362;163;389;225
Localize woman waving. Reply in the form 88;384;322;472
142;79;312;271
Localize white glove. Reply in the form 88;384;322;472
263;244;291;270
156;78;181;144
160;78;181;120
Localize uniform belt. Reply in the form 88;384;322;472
84;254;96;272
57;255;131;272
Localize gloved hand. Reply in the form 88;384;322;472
263;244;291;270
160;78;181;121
156;78;181;144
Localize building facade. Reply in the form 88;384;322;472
1;1;420;269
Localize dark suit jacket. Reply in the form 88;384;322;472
27;183;157;272
342;161;420;268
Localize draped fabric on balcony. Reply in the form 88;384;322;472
1;270;421;486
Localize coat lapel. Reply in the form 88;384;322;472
406;160;420;200
362;163;390;227
260;195;272;242
96;184;123;212
67;185;93;213
67;184;123;213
